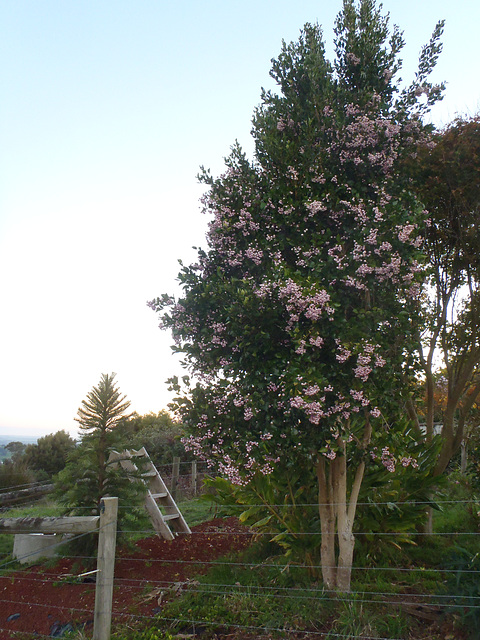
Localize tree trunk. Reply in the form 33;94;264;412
316;457;336;590
460;439;468;474
425;366;435;444
336;529;355;592
424;505;433;535
316;450;366;592
315;419;371;592
334;454;354;592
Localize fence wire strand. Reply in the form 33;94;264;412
1;493;478;640
1;572;477;608
7;556;480;575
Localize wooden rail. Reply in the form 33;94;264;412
0;514;99;534
0;483;54;507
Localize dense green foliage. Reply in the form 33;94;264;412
150;0;445;590
411;114;480;474
203;419;442;569
2;442;26;464
0;459;35;491
117;410;192;467
22;430;76;480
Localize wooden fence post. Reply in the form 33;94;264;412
94;497;118;640
171;457;180;500
191;461;198;496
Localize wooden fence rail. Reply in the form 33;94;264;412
0;483;54;508
0;514;100;534
0;461;209;509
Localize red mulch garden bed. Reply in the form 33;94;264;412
0;517;251;639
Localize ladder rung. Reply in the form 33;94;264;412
142;471;157;477
151;492;168;499
162;514;179;521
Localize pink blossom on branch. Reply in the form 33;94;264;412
151;9;440;503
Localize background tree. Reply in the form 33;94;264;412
23;430;76;480
0;442;34;492
410;115;480;475
0;459;35;491
4;441;27;465
55;373;146;537
150;0;444;592
117;410;193;467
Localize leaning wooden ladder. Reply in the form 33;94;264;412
109;447;191;540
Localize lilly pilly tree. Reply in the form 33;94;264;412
150;0;444;591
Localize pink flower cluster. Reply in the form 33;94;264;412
370;446;419;474
245;247;264;265
335;341;352;363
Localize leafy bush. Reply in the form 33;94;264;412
355;423;443;555
433;469;480;537
203;467;323;573
0;460;35;491
116;411;192;467
202;422;441;569
23;430;76;480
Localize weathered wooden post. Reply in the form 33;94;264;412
94;497;118;640
191;461;198;496
171;457;180;500
0;498;118;639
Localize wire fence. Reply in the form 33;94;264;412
0;461;212;508
1;494;479;640
0;480;48;493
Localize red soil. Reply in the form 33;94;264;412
0;517;251;639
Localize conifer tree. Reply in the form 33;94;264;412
56;373;145;532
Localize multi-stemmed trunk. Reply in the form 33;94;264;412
316;419;371;592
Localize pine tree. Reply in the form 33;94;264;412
55;374;146;543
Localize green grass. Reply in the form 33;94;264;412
0;498;62;519
176;496;230;527
111;536;433;640
111;477;478;640
112;542;336;639
2;481;478;639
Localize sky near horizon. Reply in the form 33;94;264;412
1;1;479;439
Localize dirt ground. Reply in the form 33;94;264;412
0;517;251;639
0;517;468;640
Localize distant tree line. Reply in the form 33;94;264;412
0;393;191;492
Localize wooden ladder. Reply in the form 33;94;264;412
109;447;191;541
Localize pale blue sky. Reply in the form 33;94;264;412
0;1;478;437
